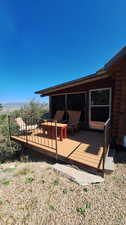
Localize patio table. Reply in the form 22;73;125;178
40;122;68;141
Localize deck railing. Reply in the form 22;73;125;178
103;118;111;172
8;115;58;159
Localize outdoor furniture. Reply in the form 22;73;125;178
41;122;67;141
53;110;64;122
67;111;81;134
15;117;37;132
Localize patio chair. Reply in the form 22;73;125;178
53;110;64;122
67;111;81;134
15;117;37;132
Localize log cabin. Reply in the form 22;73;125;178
10;47;126;174
35;46;126;148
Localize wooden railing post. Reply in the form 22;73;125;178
103;118;111;173
102;130;106;173
55;120;58;161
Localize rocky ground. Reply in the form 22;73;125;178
0;150;126;225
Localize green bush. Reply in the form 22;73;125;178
0;142;21;163
0;114;7;122
0;115;21;162
11;109;21;118
0;100;48;162
20;100;48;122
0;103;3;111
1;119;20;137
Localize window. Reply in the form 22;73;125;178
89;88;111;129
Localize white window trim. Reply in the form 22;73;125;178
89;88;112;129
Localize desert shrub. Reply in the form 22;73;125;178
20;100;48;122
0;141;22;163
11;109;21;117
0;114;7;122
0;115;21;162
1;119;20;137
0;103;3;111
0;100;48;162
7;100;48;125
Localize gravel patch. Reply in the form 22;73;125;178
0;151;126;225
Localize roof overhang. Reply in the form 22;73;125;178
35;71;109;96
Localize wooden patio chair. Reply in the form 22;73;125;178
67;111;81;134
53;110;64;122
15;117;37;132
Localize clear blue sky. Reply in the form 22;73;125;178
0;0;126;103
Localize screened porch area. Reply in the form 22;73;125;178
50;88;111;131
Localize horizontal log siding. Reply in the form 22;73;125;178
111;65;126;145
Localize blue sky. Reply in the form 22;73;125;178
0;0;126;103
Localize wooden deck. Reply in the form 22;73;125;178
11;129;104;171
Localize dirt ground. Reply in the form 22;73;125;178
0;150;126;225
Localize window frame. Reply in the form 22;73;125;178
89;87;112;129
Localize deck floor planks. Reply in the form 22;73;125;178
11;130;104;170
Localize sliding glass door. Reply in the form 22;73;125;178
89;88;111;130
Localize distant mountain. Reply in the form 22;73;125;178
1;102;27;113
3;102;26;108
0;101;48;114
2;102;27;109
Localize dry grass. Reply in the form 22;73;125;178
0;151;126;225
14;167;34;177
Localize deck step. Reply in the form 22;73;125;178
104;148;115;174
51;163;104;185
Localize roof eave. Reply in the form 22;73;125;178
35;72;109;96
35;73;95;95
